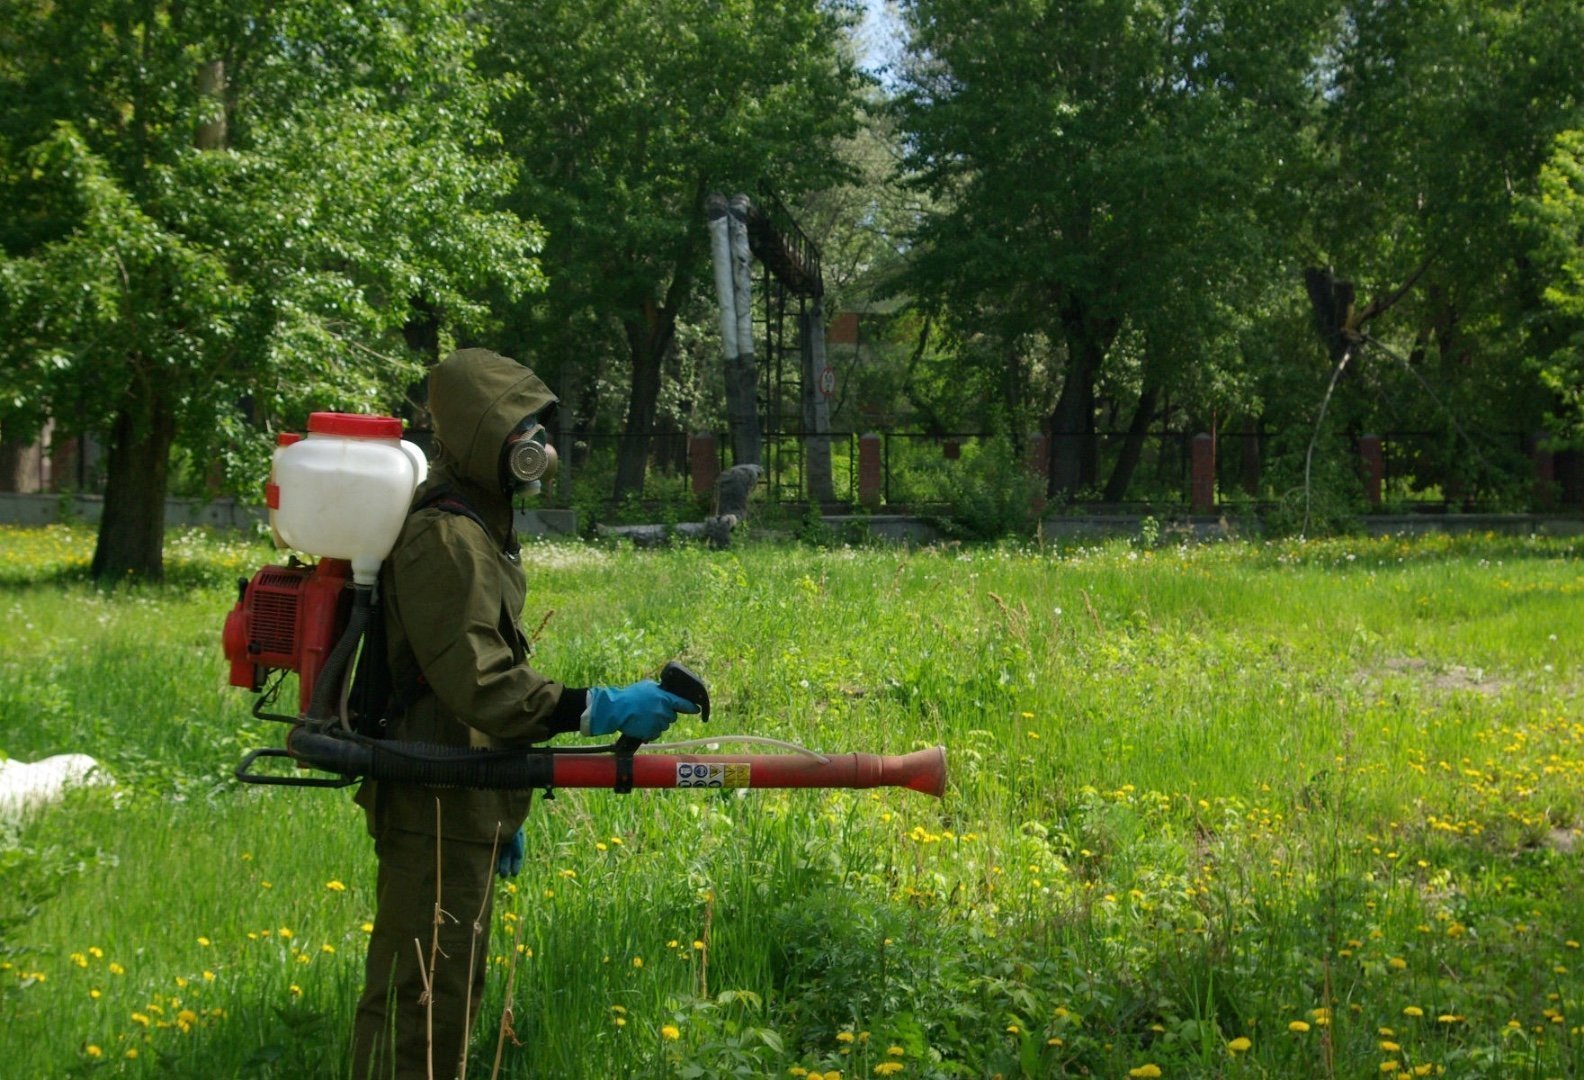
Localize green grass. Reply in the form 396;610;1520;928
2;525;1582;1078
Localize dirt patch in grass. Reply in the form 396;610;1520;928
1374;657;1508;696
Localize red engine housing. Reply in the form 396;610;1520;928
223;559;352;715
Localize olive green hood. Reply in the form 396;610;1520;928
429;348;556;493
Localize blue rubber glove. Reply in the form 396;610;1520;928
582;680;701;741
497;826;526;878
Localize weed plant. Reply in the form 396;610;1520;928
1;526;1581;1078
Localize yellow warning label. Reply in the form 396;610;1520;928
723;764;751;788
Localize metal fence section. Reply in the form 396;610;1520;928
555;426;1572;516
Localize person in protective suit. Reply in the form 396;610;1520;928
350;348;698;1079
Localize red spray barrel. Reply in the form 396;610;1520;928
551;748;947;798
272;730;947;797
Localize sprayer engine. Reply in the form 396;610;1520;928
223;558;352;716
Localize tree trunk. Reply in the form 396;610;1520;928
1102;383;1160;503
613;223;704;501
91;369;176;582
1045;351;1094;499
614;302;670;501
1047;299;1112;500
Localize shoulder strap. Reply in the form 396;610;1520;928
414;487;520;558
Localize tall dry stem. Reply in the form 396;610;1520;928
457;825;504;1080
489;896;527;1080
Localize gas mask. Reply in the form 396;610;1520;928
501;417;558;497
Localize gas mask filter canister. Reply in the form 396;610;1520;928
503;418;558;496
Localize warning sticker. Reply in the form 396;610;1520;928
675;762;751;789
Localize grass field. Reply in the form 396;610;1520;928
1;524;1582;1078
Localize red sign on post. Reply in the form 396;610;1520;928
817;365;836;398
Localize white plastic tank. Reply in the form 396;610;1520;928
269;413;428;584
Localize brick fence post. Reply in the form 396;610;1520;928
1190;433;1215;514
1026;432;1049;517
859;433;882;509
1358;434;1383;508
689;432;718;499
1532;432;1556;510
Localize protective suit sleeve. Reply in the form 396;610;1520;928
390;515;567;743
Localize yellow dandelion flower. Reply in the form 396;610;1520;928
874;1065;904;1077
131;1013;150;1027
125;1048;138;1060
89;947;103;959
632;956;644;969
203;971;215;982
1128;1066;1162;1079
596;843;608;852
613;1017;627;1028
175;976;188;988
1047;1037;1063;1047
836;1031;856;1044
660;1024;680;1041
1403;1006;1423;1018
85;1046;103;1059
278;928;292;939
610;1005;627;1015
70;953;87;968
362;922;375;933
887;1045;904;1057
178;1009;197;1025
321;944;336;954
89;988;101;999
1389;957;1407;970
197;937;211;947
108;963;125;976
1227;1036;1251;1053
1380;1063;1399;1074
1412;1066;1434;1077
1289;1021;1311;1033
326;880;347;892
1380;1040;1401;1052
1436;1015;1462;1025
1007;1024;1021;1035
288;984;301;996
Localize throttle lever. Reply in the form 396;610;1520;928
611;661;709;792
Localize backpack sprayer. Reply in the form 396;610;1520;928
223;412;947;799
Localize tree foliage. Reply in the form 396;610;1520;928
0;0;540;579
894;0;1337;499
481;0;866;498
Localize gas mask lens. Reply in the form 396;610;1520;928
504;419;558;495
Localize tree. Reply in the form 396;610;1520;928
894;0;1337;501
1518;129;1584;444
0;0;539;580
1296;0;1584;500
481;0;866;500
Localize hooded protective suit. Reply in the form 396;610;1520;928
354;347;573;843
352;348;574;1080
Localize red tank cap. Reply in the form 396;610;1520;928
276;432;302;447
307;412;403;440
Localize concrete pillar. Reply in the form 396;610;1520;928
689;433;719;499
1359;434;1384;508
859;433;882;509
1190;433;1215;514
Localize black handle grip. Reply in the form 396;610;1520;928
659;660;710;724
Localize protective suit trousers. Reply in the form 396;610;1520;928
351;828;498;1080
